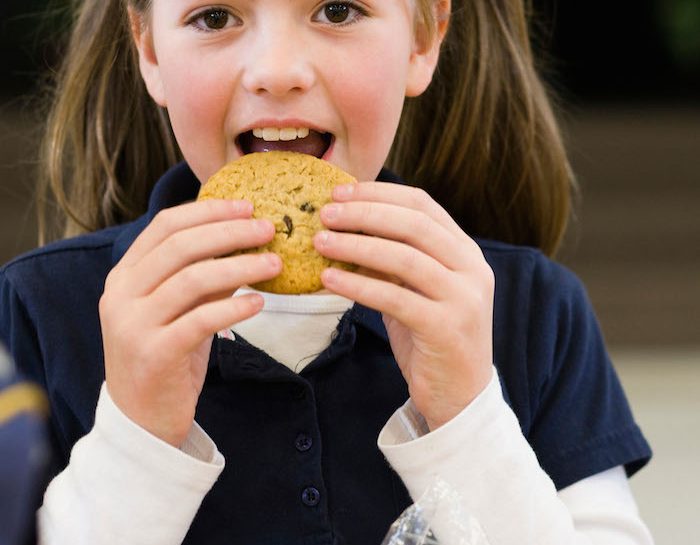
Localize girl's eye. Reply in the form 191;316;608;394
202;10;229;29
313;2;366;26
188;8;239;32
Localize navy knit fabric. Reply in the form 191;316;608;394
0;163;651;545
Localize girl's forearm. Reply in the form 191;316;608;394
378;367;654;545
37;383;223;545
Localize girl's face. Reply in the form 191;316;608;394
132;0;445;183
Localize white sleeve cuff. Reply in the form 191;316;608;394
378;368;654;545
38;383;224;545
378;367;578;544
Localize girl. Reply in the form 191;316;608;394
0;0;653;544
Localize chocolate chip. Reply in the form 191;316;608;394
283;215;293;238
300;202;316;213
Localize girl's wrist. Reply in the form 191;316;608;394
105;383;192;448
424;366;494;432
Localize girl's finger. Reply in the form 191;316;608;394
126;218;275;296
320;200;470;271
119;199;253;267
332;182;466;240
149;253;281;324
166;293;265;355
314;230;451;301
320;267;435;333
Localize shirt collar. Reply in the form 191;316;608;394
111;160;401;341
349;304;388;341
112;162;200;264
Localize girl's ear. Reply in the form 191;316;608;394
406;0;451;97
128;8;167;107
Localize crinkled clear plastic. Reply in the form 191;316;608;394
381;477;491;545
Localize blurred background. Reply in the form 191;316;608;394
1;0;698;542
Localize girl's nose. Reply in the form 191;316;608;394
241;25;315;97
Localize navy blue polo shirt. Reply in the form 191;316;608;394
0;162;651;545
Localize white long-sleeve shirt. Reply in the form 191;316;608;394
38;291;654;544
38;372;653;545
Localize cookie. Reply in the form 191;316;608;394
197;151;357;294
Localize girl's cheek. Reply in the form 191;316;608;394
167;70;229;128
160;60;234;179
329;53;408;174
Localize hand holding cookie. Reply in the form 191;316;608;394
314;182;495;431
100;199;282;447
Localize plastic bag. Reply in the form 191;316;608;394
381;477;491;545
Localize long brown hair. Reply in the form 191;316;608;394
389;0;573;256
38;0;177;241
39;0;573;256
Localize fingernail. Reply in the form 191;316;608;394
232;200;253;214
265;253;281;269
250;294;264;310
321;268;338;285
255;219;271;233
323;204;340;220
316;231;332;247
333;184;354;200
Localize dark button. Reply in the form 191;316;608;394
301;486;321;507
295;433;313;452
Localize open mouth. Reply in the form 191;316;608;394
237;128;333;159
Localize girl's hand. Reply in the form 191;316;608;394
99;199;282;447
315;182;494;431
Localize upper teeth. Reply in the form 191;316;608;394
252;127;311;142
